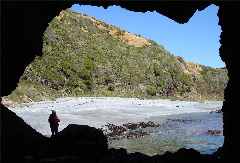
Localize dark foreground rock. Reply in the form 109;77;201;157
1;104;108;162
1;104;48;163
48;124;108;158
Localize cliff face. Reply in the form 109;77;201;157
6;10;227;103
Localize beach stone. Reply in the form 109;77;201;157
207;130;222;136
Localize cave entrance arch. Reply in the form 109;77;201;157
2;1;238;161
5;1;226;155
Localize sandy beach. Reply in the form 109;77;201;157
9;97;222;136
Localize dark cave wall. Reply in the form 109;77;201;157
1;2;72;96
218;3;240;159
1;1;240;161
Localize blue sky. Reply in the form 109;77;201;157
70;4;224;68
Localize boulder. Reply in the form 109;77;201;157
49;124;108;158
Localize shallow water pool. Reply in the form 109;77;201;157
109;112;223;156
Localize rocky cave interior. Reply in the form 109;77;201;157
1;1;240;163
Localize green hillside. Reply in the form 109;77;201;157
7;10;228;103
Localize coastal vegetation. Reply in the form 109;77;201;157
6;10;228;103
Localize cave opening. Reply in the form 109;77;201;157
3;4;226;156
4;2;236;162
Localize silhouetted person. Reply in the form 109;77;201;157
48;110;60;137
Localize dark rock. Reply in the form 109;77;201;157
123;122;139;130
216;109;222;113
49;124;108;158
123;121;160;130
1;105;48;163
105;148;129;163
172;148;202;162
128;152;152;162
207;130;222;136
145;121;160;128
126;130;149;139
105;123;127;137
210;109;222;114
167;118;194;124
105;121;160;139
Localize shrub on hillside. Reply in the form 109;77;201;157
146;85;157;96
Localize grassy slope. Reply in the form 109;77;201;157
7;10;228;103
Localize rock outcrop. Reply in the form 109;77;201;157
1;103;109;163
48;124;108;158
1;104;48;162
